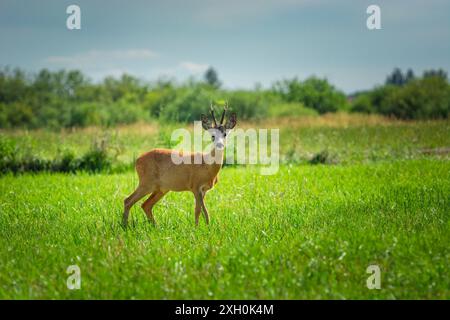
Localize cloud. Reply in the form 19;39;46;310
179;61;209;74
45;49;158;68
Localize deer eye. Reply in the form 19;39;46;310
212;135;215;141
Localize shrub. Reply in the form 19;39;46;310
226;90;270;120
107;99;147;126
384;76;450;119
309;150;338;165
0;141;112;175
350;94;374;114
351;76;450;119
159;86;216;122
78;148;111;173
273;77;348;114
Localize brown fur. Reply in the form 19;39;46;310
123;148;223;226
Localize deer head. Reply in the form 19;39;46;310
201;102;237;150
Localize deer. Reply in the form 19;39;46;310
122;105;237;226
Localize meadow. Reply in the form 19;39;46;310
0;114;449;299
2;113;450;165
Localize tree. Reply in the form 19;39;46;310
386;68;406;86
204;67;221;88
423;69;448;81
405;69;415;83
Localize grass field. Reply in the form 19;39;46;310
0;115;449;299
2;114;449;165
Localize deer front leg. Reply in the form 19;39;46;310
194;192;202;226
199;191;210;225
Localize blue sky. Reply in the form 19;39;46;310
0;0;449;93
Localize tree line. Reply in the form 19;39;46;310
0;66;449;129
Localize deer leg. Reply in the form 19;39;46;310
123;185;148;226
141;191;167;225
194;192;202;227
199;192;210;225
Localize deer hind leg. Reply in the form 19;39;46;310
123;185;149;226
141;190;167;225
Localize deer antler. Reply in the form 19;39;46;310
220;100;228;125
210;102;217;127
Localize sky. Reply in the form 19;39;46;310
0;0;449;93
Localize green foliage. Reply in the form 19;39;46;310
423;68;448;81
273;77;348;114
77;148;111;173
144;81;178;118
350;93;374;114
226;90;271;120
0;137;112;175
385;76;450;119
155;85;271;122
159;85;216;122
1;67;449;130
2;115;449;169
351;75;450;119
0;69;150;129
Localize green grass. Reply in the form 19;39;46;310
1;160;449;299
2;115;449;165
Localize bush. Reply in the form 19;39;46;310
54;151;78;172
273;77;348;114
78;148;111;173
351;76;450;119
0;140;112;175
350;94;374;114
384;76;450;119
226;90;270;120
107;99;147;126
309;150;338;165
144;83;178;118
159;85;216;122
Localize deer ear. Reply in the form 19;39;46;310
201;114;212;130
225;113;237;130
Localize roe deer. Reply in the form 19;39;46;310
123;105;237;226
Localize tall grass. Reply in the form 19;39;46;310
1;115;449;167
0;160;448;299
